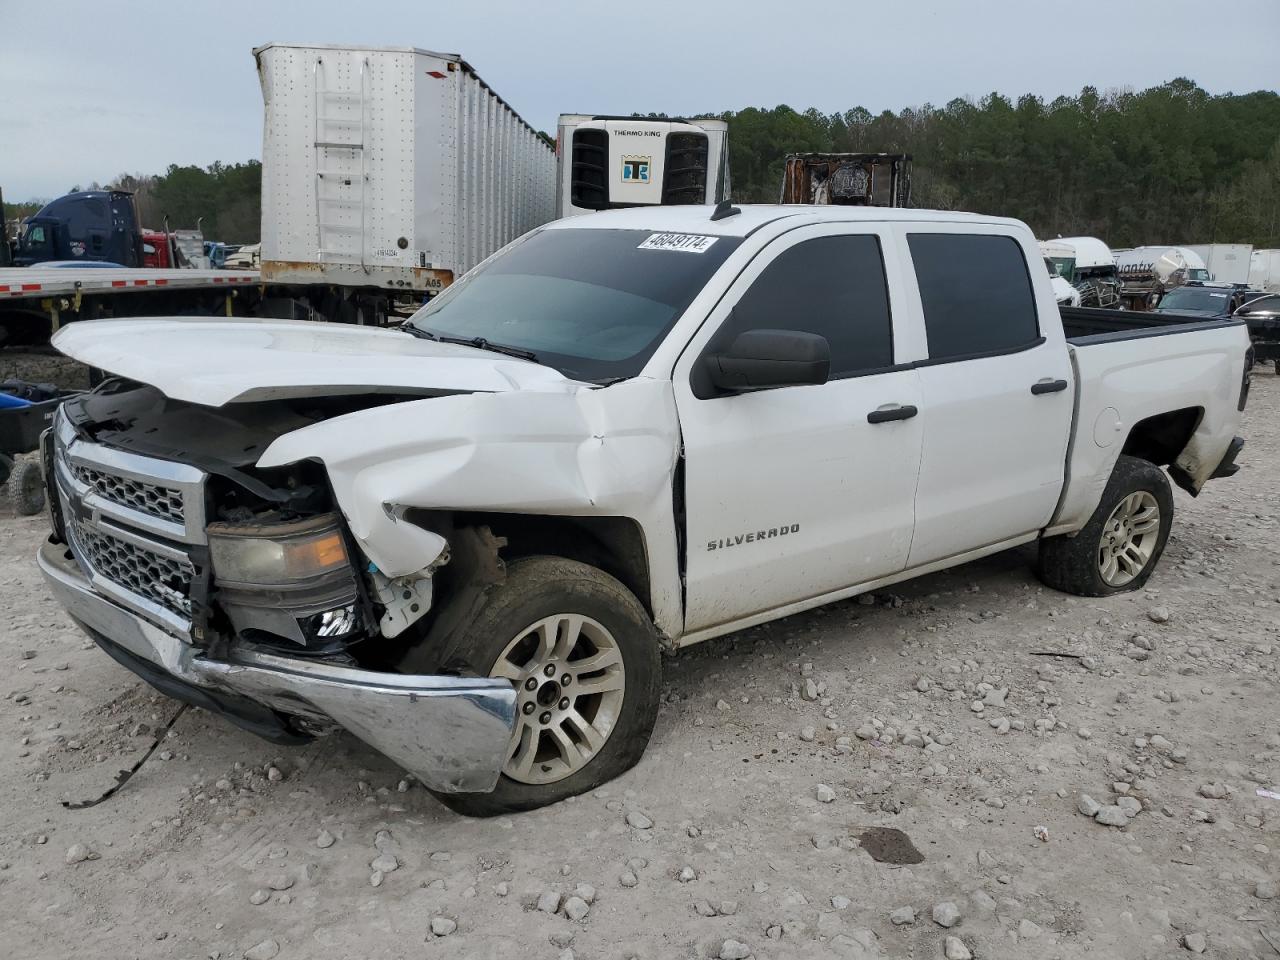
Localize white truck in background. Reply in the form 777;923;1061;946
254;42;558;323
557;115;729;217
1039;239;1082;306
40;204;1250;816
1053;236;1122;308
1186;243;1253;285
1115;245;1210;310
1250;249;1280;293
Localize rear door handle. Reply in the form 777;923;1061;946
867;404;919;424
1031;378;1069;395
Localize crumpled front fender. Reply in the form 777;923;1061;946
256;378;684;635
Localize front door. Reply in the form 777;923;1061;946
674;224;924;633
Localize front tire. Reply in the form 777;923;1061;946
428;556;661;817
1037;455;1173;597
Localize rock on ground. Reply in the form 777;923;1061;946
1095;805;1129;827
430;917;457;937
63;843;98;865
243;941;280;960
932;901;961;928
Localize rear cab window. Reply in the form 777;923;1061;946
907;233;1041;361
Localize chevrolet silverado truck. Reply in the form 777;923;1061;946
38;205;1250;815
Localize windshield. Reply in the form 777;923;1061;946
1156;287;1232;314
1045;256;1075;282
18;223;49;251
1187;268;1210;282
407;228;742;381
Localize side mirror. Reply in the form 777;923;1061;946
705;329;831;393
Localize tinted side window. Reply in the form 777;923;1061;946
712;234;893;380
908;234;1040;360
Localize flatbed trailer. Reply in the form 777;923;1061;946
0;267;262;345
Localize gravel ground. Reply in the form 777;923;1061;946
0;349;90;391
1;376;1277;960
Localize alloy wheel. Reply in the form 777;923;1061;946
489;614;625;784
1097;490;1161;587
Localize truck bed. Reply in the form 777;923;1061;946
1050;305;1251;530
1060;305;1245;344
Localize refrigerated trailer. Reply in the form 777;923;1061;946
253;42;557;320
557;115;730;218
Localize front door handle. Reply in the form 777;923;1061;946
867;404;919;424
1031;378;1069;395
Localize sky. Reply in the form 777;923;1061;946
2;0;1278;201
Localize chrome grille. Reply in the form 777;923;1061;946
53;409;208;636
67;517;196;619
70;462;185;525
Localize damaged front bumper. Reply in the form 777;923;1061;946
38;540;517;793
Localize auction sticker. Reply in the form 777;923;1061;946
638;233;719;253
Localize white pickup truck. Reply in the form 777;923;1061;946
38;205;1250;815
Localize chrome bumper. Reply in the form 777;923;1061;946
39;540;517;794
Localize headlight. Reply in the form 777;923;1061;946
207;513;350;586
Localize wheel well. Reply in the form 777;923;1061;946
1122;407;1202;467
411;510;653;619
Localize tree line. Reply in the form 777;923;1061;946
3;161;262;243
5;78;1279;249
718;78;1280;248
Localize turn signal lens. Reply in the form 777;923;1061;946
289;531;348;575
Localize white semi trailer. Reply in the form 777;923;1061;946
1185;244;1252;285
1249;249;1280;293
254;42;558;322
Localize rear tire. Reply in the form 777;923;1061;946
426;556;661;817
1037;455;1173;597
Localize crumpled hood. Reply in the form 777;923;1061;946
52;317;575;406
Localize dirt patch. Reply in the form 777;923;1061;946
857;827;924;865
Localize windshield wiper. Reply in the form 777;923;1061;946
400;326;538;362
400;325;438;341
437;335;538;362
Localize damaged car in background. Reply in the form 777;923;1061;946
39;204;1250;815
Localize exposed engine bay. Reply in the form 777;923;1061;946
53;381;438;670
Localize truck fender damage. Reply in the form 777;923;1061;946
256;378;685;635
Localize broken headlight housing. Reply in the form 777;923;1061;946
207;513;363;650
208;514;349;586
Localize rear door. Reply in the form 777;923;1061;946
674;223;924;633
896;226;1074;567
